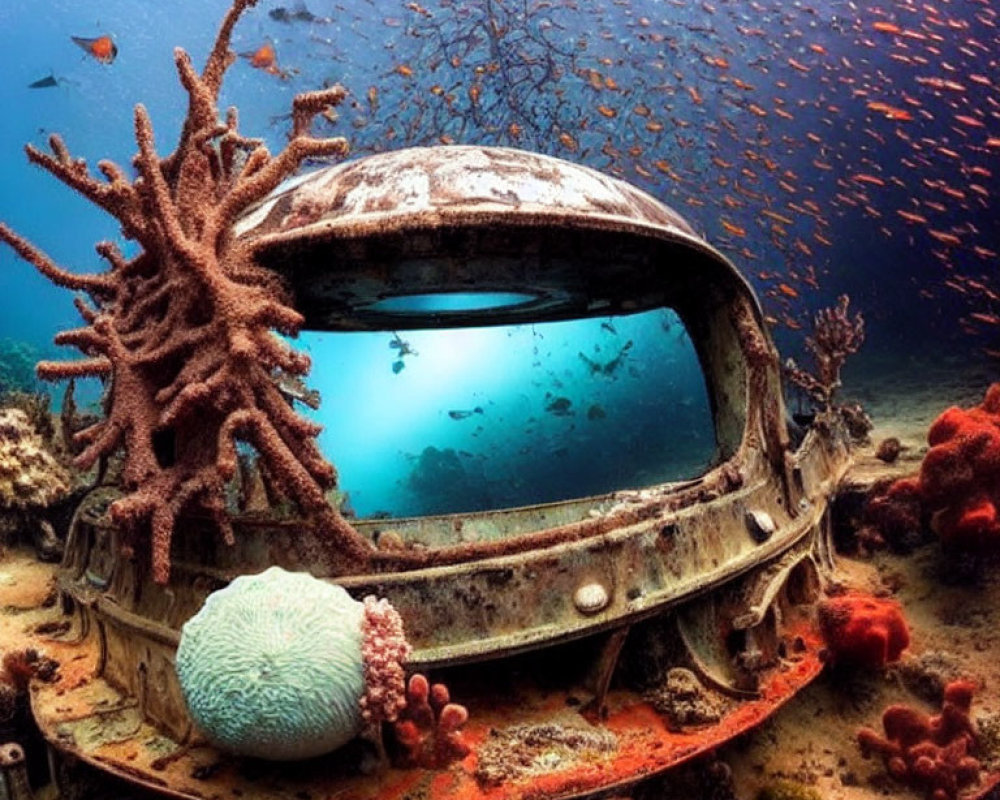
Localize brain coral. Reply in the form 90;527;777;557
0;408;69;509
177;566;391;760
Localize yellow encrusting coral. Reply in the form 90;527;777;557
0;408;69;511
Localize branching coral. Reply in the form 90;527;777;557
0;0;373;583
784;294;865;410
391;673;471;769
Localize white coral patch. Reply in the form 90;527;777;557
176;566;365;760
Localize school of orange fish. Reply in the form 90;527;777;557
71;0;1000;357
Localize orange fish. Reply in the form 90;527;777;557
558;131;579;152
721;219;746;237
853;173;886;186
244;42;277;69
872;21;902;34
71;34;117;64
239;42;293;79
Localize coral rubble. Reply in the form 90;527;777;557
817;594;909;669
0;0;372;583
643;667;727;730
858;680;984;800
474;722;617;788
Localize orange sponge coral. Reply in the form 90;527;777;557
919;384;1000;552
866;383;1000;557
858;680;984;800
817;594;910;668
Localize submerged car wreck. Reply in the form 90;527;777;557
0;2;855;798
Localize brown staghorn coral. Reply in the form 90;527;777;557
783;294;865;411
0;0;372;583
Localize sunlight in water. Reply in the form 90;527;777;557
300;307;714;518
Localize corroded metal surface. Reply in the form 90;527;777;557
55;413;849;745
234;146;759;331
64;424;845;668
240;145;698;238
18;546;826;800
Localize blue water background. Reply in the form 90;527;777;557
0;0;997;515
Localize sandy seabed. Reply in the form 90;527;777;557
713;355;1000;800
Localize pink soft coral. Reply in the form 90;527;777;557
359;596;412;724
391;674;470;769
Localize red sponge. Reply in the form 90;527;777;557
817;594;910;668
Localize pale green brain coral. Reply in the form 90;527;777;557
176;566;366;760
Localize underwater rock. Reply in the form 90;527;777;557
817;594;909;669
407;445;492;514
857;680;983;800
839;402;874;444
896;651;966;705
863;477;927;553
0;391;53;446
0;339;40;397
176;567;410;760
0;408;70;559
875;436;903;464
644;667;726;730
0;410;69;513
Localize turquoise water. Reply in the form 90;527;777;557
303;309;712;517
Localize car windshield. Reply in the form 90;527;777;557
298;305;717;519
